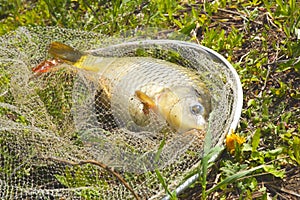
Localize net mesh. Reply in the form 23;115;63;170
0;27;239;199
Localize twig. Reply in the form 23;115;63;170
258;65;270;98
265;12;279;29
217;8;263;25
217;8;249;22
190;27;201;45
238;51;250;63
0;90;8;97
44;156;141;200
267;184;300;198
267;54;286;66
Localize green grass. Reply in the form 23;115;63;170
1;0;299;199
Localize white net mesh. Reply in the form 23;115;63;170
0;27;241;199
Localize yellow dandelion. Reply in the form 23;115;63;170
226;130;245;154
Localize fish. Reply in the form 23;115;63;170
36;41;212;133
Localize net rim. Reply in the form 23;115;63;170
95;38;243;198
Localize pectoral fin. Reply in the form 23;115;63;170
98;77;112;104
135;90;156;114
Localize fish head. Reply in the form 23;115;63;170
157;86;211;133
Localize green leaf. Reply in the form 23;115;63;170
292;136;300;165
200;129;224;200
247;99;257;107
252;128;261;153
206;165;265;194
179;23;196;35
263;165;285;178
154;138;166;163
155;169;177;200
242;143;252;152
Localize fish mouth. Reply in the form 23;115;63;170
178;122;207;134
183;118;208;134
194;116;207;131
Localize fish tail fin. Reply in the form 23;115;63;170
48;42;84;64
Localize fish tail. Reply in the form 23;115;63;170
48;42;84;64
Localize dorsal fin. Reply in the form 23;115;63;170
48;42;84;63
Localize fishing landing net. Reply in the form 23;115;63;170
0;27;243;199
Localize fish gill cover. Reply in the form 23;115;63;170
0;27;241;199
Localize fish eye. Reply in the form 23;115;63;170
190;104;204;115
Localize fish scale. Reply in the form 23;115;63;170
45;42;212;133
109;57;199;131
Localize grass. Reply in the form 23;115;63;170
0;0;299;199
